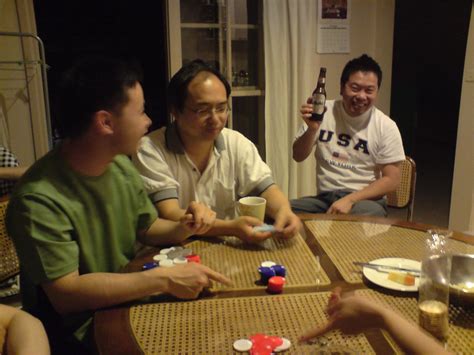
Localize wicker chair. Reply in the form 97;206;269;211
0;198;19;283
386;156;417;221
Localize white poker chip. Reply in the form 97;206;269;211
181;248;193;257
160;248;173;255
261;261;277;268
153;254;168;262
159;259;175;268
233;338;252;352
274;337;291;352
173;256;188;265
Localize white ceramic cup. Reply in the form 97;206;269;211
237;196;266;221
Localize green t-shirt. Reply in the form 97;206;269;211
6;147;157;344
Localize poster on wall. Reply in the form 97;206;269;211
317;0;351;53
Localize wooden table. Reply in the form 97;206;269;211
93;215;474;354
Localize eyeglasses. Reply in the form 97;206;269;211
184;105;231;119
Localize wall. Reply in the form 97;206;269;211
316;0;394;114
449;3;474;234
0;0;49;165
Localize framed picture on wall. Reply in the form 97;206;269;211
321;0;348;20
319;0;350;23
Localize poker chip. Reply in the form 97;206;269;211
271;264;286;277
167;249;183;259
274;338;291;352
258;266;276;285
260;261;276;268
233;338;253;352
181;248;193;257
253;223;276;233
267;276;286;294
173;256;188;264
153;254;168;262
185;254;201;263
159;259;175;268
159;248;173;255
142;262;158;271
247;333;286;354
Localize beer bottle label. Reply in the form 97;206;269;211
313;94;326;114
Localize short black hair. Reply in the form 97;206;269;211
57;56;143;139
340;54;382;88
167;59;231;113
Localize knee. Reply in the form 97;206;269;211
290;197;327;214
351;200;387;217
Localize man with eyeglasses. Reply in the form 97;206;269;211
133;59;301;243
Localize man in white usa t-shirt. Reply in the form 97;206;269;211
291;54;405;216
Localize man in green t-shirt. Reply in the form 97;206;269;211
6;56;230;354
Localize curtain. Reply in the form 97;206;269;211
0;95;9;149
263;0;321;199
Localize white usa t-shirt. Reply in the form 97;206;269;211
295;100;405;193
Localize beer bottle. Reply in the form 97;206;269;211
311;67;327;121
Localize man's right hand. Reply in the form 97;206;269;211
180;201;217;235
301;97;324;131
230;216;274;244
161;263;231;299
299;287;384;342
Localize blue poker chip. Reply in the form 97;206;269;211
142;262;158;270
271;264;287;277
253;223;276;233
258;266;276;284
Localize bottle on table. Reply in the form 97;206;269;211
311;67;327;121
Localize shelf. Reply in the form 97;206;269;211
232;87;264;97
181;23;259;30
168;0;265;156
181;23;221;29
231;24;259;30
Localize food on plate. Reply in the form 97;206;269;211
451;281;474;293
387;271;415;286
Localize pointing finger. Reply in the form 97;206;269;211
199;265;232;286
299;319;335;343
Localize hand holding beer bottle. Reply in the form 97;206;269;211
300;67;327;131
311;67;327;121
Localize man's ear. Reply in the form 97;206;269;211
93;110;114;135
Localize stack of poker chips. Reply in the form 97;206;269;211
258;261;287;293
233;334;291;353
142;246;201;270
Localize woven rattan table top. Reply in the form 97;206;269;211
0;199;19;283
184;233;330;291
356;289;474;354
130;292;375;354
305;220;474;284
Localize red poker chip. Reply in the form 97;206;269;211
249;333;284;354
269;336;283;347
185;254;201;263
250;343;273;355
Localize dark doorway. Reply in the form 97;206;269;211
34;1;169;140
390;0;471;226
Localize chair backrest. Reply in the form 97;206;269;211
0;198;19;282
386;156;417;221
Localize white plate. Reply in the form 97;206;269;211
363;257;421;292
